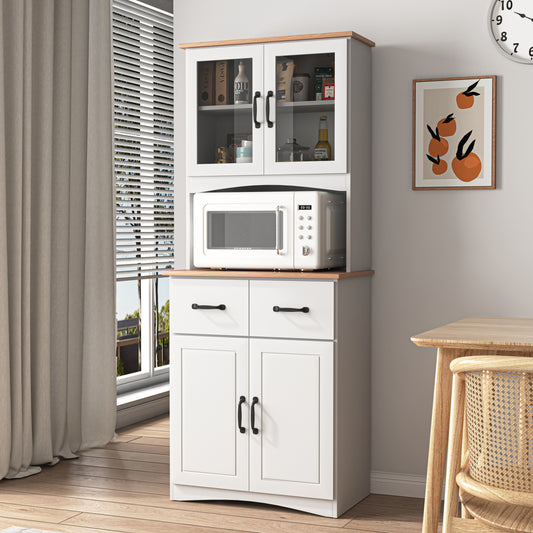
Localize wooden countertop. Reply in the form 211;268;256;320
411;316;533;351
179;31;375;49
163;269;374;280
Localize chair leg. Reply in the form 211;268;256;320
443;373;466;533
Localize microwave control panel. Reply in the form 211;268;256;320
296;204;315;258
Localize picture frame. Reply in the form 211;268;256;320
412;76;496;190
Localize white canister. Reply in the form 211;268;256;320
236;139;252;163
292;73;310;102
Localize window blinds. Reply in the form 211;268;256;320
113;0;174;281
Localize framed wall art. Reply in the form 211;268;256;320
412;76;496;190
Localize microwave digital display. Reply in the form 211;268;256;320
298;205;312;210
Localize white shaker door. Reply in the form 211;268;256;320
249;338;334;499
171;335;248;491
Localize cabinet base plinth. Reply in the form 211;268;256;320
171;483;360;518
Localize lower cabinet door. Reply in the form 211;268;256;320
171;335;249;491
249;338;334;499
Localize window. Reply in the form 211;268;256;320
113;0;174;390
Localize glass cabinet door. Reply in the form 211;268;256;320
186;45;264;176
264;39;347;175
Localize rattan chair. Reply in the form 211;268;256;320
443;356;533;532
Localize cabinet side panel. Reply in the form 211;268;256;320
335;276;371;514
347;39;372;272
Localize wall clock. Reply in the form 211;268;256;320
489;0;533;63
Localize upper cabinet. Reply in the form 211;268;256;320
182;33;371;177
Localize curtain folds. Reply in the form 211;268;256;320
0;0;116;479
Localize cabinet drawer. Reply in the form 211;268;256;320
170;279;248;336
250;280;335;340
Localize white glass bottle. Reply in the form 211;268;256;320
234;62;249;104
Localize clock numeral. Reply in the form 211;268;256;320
499;0;513;9
500;31;508;41
496;14;503;24
513;42;519;53
529;47;533;57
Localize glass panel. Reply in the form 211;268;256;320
154;276;169;368
275;52;335;163
116;279;142;377
197;58;254;165
207;211;281;250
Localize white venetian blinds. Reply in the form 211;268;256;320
113;0;174;281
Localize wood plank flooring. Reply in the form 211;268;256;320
0;415;431;532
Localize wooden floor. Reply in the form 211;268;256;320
0;415;431;532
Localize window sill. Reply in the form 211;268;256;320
116;381;170;429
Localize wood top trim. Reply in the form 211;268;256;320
163;269;374;280
411;317;533;351
178;31;375;50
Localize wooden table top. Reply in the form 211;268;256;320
411;316;533;351
163;269;374;280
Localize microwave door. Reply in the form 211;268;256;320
198;203;294;269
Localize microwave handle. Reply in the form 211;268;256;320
275;206;281;255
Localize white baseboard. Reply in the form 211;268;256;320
370;471;428;499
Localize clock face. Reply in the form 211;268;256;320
490;0;533;63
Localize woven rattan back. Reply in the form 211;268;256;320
465;368;533;493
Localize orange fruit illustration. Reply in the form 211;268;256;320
426;154;447;175
452;131;482;182
427;125;448;157
437;113;456;137
456;80;480;110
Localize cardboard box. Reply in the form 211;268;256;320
276;59;295;102
198;62;214;106
215;60;230;105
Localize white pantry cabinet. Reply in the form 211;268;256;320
169;272;371;517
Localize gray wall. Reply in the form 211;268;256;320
173;0;533;490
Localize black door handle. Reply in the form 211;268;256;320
273;306;309;313
237;395;246;434
253;91;261;129
265;90;274;128
191;303;226;310
251;396;259;434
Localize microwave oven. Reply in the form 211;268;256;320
192;190;346;271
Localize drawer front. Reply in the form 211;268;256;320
250;280;335;340
170;278;248;336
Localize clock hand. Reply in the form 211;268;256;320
515;11;533;21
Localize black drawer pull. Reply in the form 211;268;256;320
237;395;246;434
251;396;259;435
191;303;226;310
273;306;309;313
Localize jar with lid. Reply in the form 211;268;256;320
276;138;310;162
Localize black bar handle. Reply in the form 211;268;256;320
273;306;309;313
253;91;261;129
237;395;246;434
265;90;274;128
251;396;259;435
191;303;226;310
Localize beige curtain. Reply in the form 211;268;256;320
0;0;116;479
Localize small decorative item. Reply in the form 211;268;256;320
412;76;496;190
215;146;230;164
488;0;533;64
